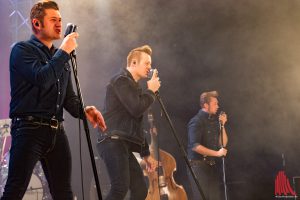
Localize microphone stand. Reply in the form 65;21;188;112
220;123;228;200
154;92;206;200
70;54;103;200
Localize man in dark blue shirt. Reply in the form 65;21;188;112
187;91;228;200
1;1;106;200
97;45;160;200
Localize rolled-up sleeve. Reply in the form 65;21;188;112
187;117;203;149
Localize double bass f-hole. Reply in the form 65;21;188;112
145;108;187;200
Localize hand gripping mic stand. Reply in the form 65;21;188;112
66;23;103;200
154;92;207;200
220;122;228;200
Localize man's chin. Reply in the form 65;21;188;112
141;74;148;79
53;34;61;40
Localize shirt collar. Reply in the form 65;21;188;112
30;35;46;48
120;68;140;88
122;68;135;81
198;109;216;120
29;35;56;53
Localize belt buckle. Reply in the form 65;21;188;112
203;157;215;166
50;118;59;129
110;135;119;139
207;159;216;166
208;160;215;166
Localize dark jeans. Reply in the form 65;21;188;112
97;138;147;200
1;120;73;200
188;160;221;200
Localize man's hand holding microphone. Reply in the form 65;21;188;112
59;32;79;54
147;69;161;94
60;23;79;55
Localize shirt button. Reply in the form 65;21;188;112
58;92;61;95
57;105;59;108
57;79;60;82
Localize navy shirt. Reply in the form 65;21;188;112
187;109;220;160
9;35;81;121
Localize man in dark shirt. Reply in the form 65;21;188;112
187;91;228;200
1;1;106;199
97;45;160;200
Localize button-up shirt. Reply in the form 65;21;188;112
9;35;81;121
187;109;220;160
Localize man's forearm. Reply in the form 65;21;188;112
193;144;219;157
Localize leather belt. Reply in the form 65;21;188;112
97;133;120;143
12;116;63;130
189;158;216;166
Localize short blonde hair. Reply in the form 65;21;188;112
200;91;219;108
127;45;152;67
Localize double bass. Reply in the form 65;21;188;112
145;109;187;200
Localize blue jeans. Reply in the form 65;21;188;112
97;138;147;200
1;120;73;200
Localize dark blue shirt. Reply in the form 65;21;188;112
9;35;81;121
187;109;220;160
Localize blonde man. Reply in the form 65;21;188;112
97;45;160;200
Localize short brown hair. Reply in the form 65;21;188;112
200;91;219;108
127;45;152;67
30;0;59;33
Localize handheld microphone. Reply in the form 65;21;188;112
64;23;77;56
147;69;160;96
219;111;225;127
147;69;155;79
64;23;77;37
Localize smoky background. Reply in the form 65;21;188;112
1;0;300;199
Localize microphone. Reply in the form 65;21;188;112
64;23;77;57
64;23;77;37
147;69;160;96
219;111;225;128
147;69;154;79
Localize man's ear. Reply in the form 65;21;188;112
32;19;41;31
132;59;137;65
203;103;209;109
